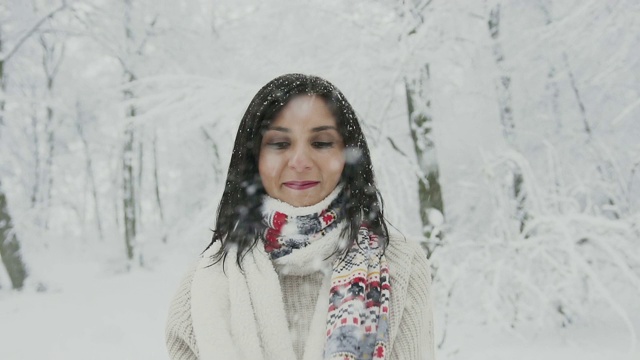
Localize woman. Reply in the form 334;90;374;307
166;74;434;360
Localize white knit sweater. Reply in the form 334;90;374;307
165;229;435;360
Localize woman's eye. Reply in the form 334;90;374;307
267;142;290;149
312;141;333;149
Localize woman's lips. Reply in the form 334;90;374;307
283;181;320;190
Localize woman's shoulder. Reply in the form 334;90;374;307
169;243;227;301
384;227;431;288
385;227;428;264
166;243;229;338
167;258;201;319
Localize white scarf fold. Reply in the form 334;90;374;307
192;239;336;360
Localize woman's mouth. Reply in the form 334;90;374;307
283;181;320;190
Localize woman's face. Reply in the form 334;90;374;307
259;95;345;207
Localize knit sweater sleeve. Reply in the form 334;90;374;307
390;243;435;360
166;263;199;360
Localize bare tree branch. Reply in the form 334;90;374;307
0;1;68;62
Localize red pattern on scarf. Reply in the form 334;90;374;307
264;211;287;252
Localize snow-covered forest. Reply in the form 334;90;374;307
1;0;639;359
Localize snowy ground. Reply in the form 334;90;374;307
1;247;638;360
440;319;640;360
0;260;182;360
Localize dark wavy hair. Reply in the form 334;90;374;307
208;73;389;268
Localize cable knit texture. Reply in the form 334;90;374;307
166;227;434;360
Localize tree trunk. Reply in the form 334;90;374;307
136;135;143;230
488;3;516;142
487;2;530;237
536;2;562;133
36;34;65;227
152;131;165;224
76;104;104;241
0;20;28;290
405;64;445;258
122;0;138;263
122;121;136;260
30;111;41;207
0;184;28;290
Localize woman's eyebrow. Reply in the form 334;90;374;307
266;126;289;132
265;125;337;133
312;125;338;132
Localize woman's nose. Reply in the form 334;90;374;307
288;145;312;171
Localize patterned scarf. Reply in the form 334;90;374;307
261;186;391;360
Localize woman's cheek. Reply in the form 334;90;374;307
327;155;346;172
260;155;281;179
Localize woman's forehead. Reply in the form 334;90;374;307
267;96;337;129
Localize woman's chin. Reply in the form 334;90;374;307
279;190;324;207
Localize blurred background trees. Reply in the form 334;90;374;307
0;0;638;354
